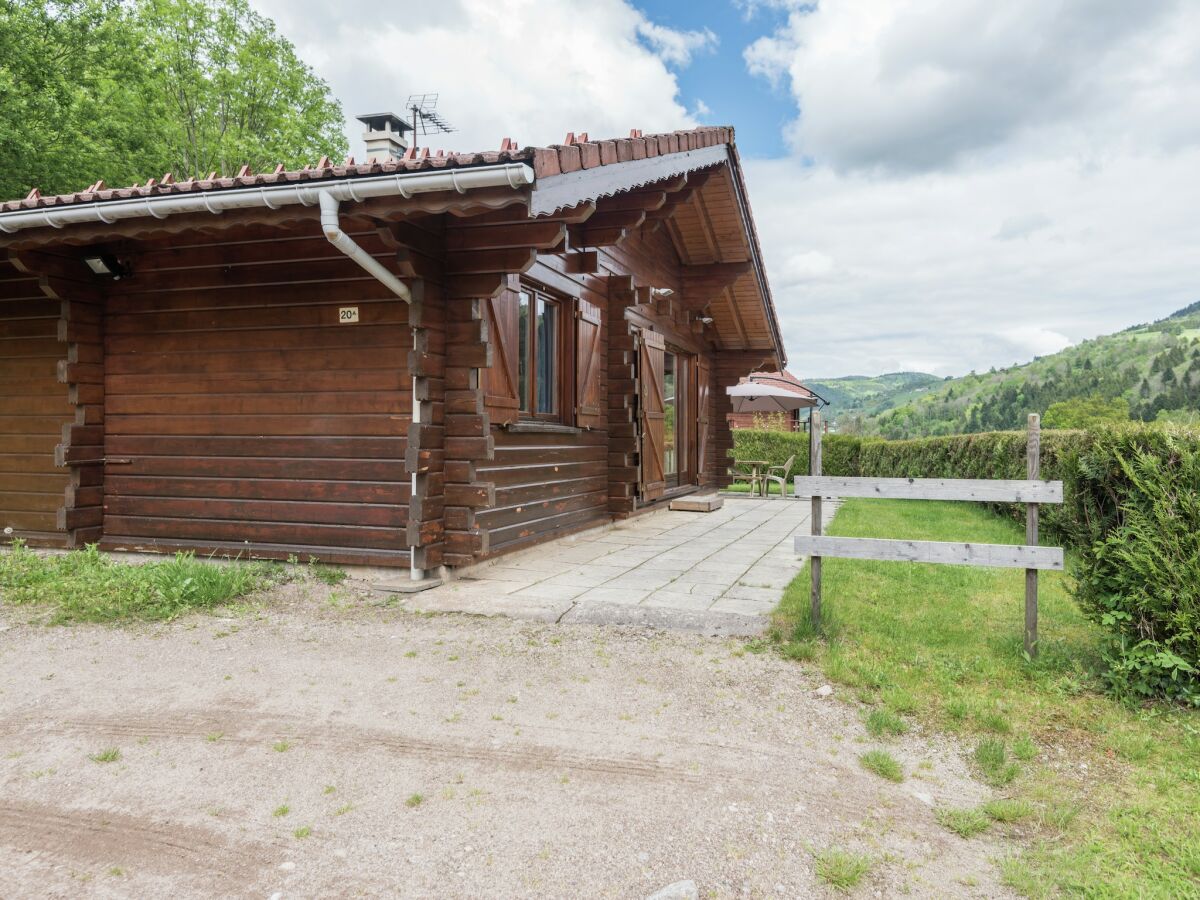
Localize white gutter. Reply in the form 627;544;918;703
0;163;535;234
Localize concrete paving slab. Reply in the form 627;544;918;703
370;497;836;634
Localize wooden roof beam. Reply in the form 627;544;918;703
595;190;667;214
444;220;566;251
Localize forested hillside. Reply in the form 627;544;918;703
865;303;1200;438
803;372;944;422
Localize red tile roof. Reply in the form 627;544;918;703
0;126;735;213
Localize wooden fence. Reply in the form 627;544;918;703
794;413;1061;657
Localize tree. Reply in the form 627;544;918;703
0;0;346;201
142;0;347;179
1043;397;1130;430
0;1;163;199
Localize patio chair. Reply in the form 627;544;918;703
728;464;761;496
763;454;796;499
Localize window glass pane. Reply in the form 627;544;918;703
517;291;530;412
535;296;557;415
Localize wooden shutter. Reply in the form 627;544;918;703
696;355;710;479
483;280;521;425
575;299;603;429
637;328;666;501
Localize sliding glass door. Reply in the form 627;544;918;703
663;348;694;488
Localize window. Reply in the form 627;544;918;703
517;286;562;418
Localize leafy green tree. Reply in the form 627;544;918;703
0;0;346;201
142;0;347;179
0;0;164;199
1043;397;1130;430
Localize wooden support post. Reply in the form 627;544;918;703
810;408;823;629
1025;413;1040;658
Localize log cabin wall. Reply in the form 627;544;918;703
0;257;73;547
468;223;719;558
473;258;614;556
97;225;421;567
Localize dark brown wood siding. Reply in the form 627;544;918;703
0;259;70;546
99;227;414;566
477;428;609;552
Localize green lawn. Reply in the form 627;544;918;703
773;499;1200;898
0;541;288;623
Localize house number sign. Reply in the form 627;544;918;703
338;306;359;324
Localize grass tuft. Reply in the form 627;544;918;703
813;848;872;891
308;558;348;586
864;708;909;738
273;803;290;817
0;541;285;623
982;798;1034;823
936;807;991;838
293;825;311;839
974;738;1020;786
405;793;424;808
859;749;904;782
89;747;120;764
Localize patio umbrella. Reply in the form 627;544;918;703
726;381;819;414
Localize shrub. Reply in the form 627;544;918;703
1071;428;1200;706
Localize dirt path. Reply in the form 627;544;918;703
0;587;1014;898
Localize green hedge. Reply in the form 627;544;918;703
731;425;1200;703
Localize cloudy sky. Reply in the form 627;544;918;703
251;0;1200;378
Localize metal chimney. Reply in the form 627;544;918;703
356;112;413;161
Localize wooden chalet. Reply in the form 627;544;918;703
0;125;786;575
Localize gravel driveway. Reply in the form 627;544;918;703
0;584;1014;898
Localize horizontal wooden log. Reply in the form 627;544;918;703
445;221;566;252
794;535;1064;571
444;482;495;509
791;476;1063;504
446;248;537;275
58;505;102;530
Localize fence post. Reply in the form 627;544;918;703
810;408;823;629
1025;413;1040;659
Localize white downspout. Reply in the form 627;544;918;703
318;191;411;303
316;192;425;581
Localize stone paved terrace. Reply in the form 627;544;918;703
379;497;838;635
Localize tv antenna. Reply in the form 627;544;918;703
406;93;456;151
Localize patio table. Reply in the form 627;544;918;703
733;459;770;496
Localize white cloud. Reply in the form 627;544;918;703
747;0;1193;173
637;22;717;68
747;150;1200;377
745;0;1200;376
250;0;702;154
993;213;1052;242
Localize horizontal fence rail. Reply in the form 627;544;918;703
794;535;1064;570
792;476;1062;504
796;411;1058;657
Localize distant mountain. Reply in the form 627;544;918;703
804;372;944;420
864;304;1200;438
